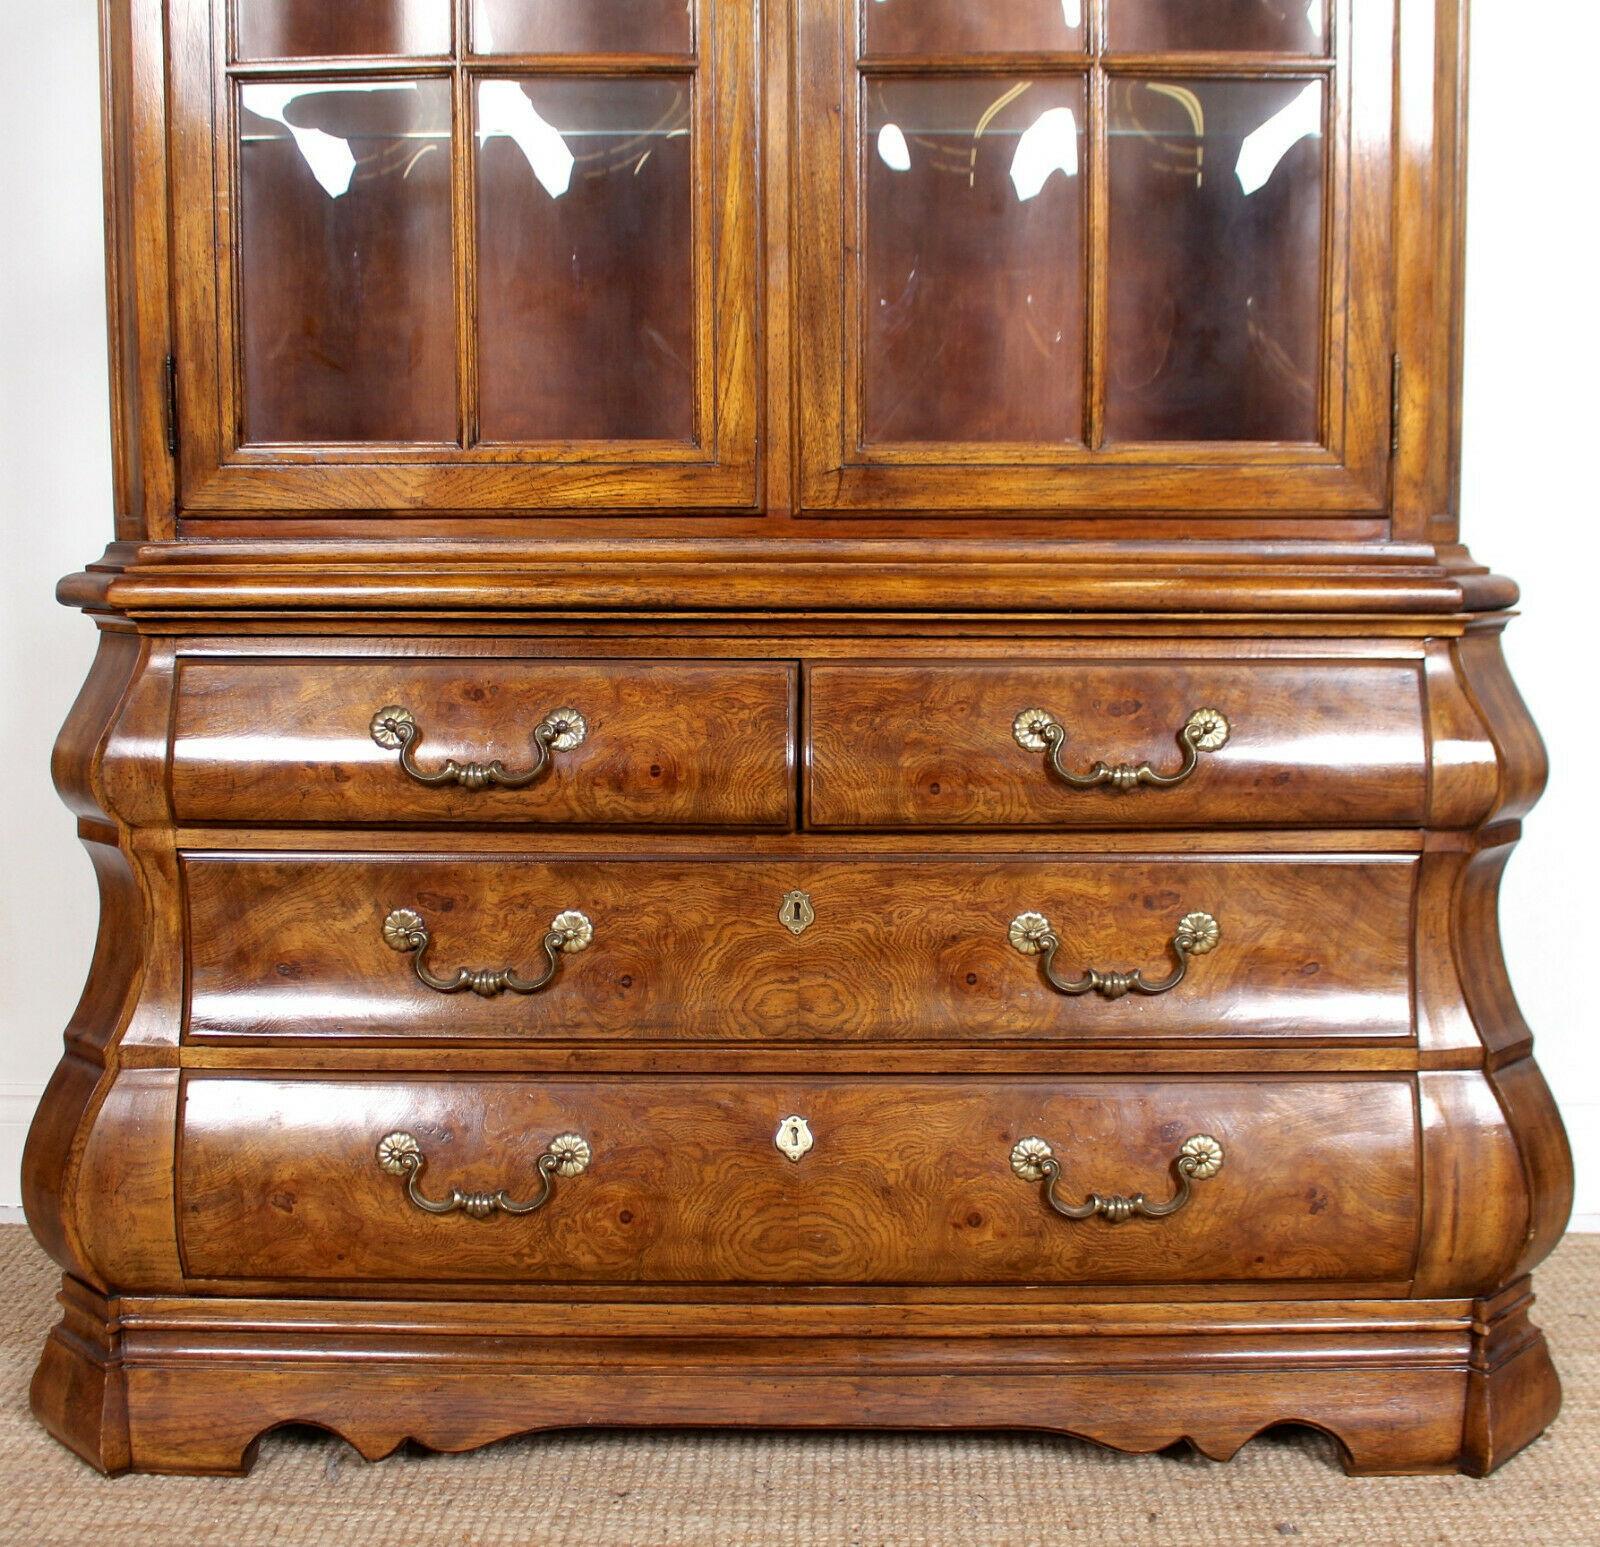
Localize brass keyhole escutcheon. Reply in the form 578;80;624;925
775;1115;815;1162
780;889;816;936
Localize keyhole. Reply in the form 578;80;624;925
780;891;815;937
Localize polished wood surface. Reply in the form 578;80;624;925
807;659;1427;828
26;0;1571;1480
171;657;795;827
177;1076;1419;1285
181;853;1414;1044
35;1274;1557;1478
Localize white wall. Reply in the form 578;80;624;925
1460;3;1600;1227
0;1;1596;1221
0;1;111;1207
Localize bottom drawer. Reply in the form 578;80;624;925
178;1077;1419;1288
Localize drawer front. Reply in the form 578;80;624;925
183;854;1415;1044
178;1076;1420;1286
806;661;1428;829
172;658;796;828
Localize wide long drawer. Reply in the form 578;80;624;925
177;1076;1420;1287
806;660;1429;829
172;657;796;828
181;853;1417;1045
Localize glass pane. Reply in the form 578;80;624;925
1106;0;1327;54
472;0;692;55
235;0;451;59
863;77;1086;445
237;80;456;444
866;0;1085;56
476;78;695;443
1106;77;1324;443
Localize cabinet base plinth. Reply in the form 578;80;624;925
30;1275;1561;1478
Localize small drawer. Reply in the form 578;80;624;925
178;1075;1420;1287
172;657;796;828
805;660;1428;829
182;852;1416;1045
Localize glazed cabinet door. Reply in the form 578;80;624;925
167;0;757;513
795;0;1394;515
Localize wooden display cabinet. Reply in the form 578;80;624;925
26;0;1569;1478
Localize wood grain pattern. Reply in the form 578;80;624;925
807;659;1427;828
24;0;1574;1482
40;1274;1557;1477
22;632;148;1289
59;538;1521;617
172;657;796;827
180;853;1416;1044
176;1075;1419;1285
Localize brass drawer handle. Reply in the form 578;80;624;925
1013;707;1229;792
370;704;587;791
383;907;593;998
376;1130;591;1218
1009;909;1219;1000
1011;1134;1224;1223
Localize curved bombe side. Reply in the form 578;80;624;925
1413;624;1570;1289
16;608;1576;1479
22;631;186;1472
1407;622;1571;1474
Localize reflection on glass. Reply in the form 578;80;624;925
476;78;695;443
237;80;456;444
867;0;1084;55
472;0;692;55
1106;0;1326;54
1106;78;1324;443
864;78;1086;444
1008;106;1080;200
877;122;912;172
235;0;451;59
1235;81;1321;194
478;81;575;197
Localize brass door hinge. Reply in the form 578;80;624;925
1390;352;1402;458
164;353;179;457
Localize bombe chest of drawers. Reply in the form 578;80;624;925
27;0;1570;1477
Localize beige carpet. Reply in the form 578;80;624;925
1;1227;1595;1546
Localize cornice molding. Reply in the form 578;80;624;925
59;540;1519;621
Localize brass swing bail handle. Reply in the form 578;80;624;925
382;907;593;998
376;1130;592;1219
370;704;587;791
1012;707;1230;792
1008;909;1220;1000
1010;1134;1225;1223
